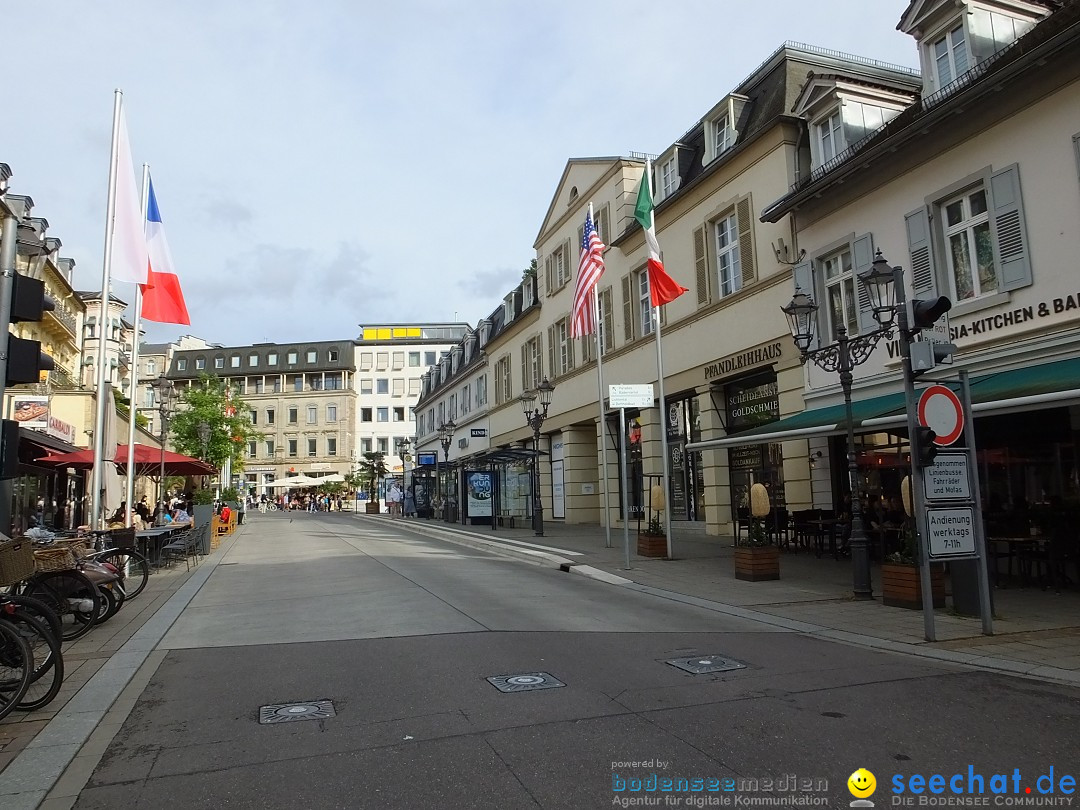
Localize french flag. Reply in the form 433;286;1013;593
140;177;191;325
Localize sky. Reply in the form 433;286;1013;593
3;1;920;348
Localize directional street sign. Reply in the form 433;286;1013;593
608;384;654;409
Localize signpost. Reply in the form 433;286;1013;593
609;383;654;569
912;373;992;634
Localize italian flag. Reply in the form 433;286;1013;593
634;164;688;307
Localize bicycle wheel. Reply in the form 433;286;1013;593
3;611;64;712
0;621;33;721
1;594;62;645
97;549;150;599
22;571;103;642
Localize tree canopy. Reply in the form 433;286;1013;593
169;374;263;471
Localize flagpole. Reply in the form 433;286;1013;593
591;254;613;550
644;161;675;559
123;164;150;527
90;89;124;530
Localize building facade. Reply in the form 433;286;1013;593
167;340;358;495
357;323;469;506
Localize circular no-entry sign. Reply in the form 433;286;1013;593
917;385;964;446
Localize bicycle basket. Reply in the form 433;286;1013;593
0;537;35;585
33;546;77;573
55;538;93;559
108;527;137;550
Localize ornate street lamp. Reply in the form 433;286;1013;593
520;377;556;536
781;251;898;600
152;376;177;524
438;420;456;521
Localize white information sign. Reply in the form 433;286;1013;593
922;454;971;501
925;506;977;559
608;384;654;409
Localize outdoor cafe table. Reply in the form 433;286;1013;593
137;525;187;567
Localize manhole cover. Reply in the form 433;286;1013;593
665;656;746;674
258;699;336;724
486;672;565;693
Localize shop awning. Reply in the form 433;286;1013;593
687;356;1080;452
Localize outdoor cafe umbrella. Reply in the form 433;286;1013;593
37;443;215;477
265;474;322;488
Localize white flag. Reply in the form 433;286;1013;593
110;108;149;285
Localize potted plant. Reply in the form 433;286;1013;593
358;452;388;514
637;484;668;558
734;483;780;581
881;476;945;609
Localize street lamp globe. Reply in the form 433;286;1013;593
859;250;898;327
781;289;818;353
537;377;556;409
519;389;537;417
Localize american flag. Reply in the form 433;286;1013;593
570;209;606;338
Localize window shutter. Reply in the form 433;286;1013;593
905;207;937;295
621;274;633;343
567;326;575;369
791;259;819;350
545;255;553;298
577;225;584;256
694;225;711;306
520;344;529;391
602;289;615;352
565;238;573;285
598;204;610;246
736;197;755;286
547;326;556;379
581;334;591;364
852;232;877;334
989;164;1032;291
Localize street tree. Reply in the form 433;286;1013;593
170;374;263;473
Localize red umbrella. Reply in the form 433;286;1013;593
37;443;215;476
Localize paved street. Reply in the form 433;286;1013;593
5;513;1080;809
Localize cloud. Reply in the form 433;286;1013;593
203;197;253;230
457;267;522;298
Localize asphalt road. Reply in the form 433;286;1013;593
73;512;1080;809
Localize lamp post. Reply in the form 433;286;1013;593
152;376;177;525
520;377;556;537
437;420;456;522
781;251;899;600
398;437;411;517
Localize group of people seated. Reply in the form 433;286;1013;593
106;496;192;530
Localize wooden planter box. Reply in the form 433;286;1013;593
734;545;780;581
637;533;668;558
882;563;946;609
365;501;381;514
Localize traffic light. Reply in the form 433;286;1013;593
0;420;19;478
914;425;939;468
908;296;952;331
5;272;55;386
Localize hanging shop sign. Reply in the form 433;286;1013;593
45;415;76;444
724;373;780;433
13;396;49;429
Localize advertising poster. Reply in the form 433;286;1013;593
467;471;493;517
12;395;49;429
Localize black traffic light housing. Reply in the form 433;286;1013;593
908;296;952;331
0;420;19;479
915;425;939;468
5;272;56;387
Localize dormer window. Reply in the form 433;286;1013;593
713;114;732;156
817;110;844;164
931;23;969;89
901;0;1045;98
659;155;678;200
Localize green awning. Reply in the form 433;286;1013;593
688;355;1080;451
